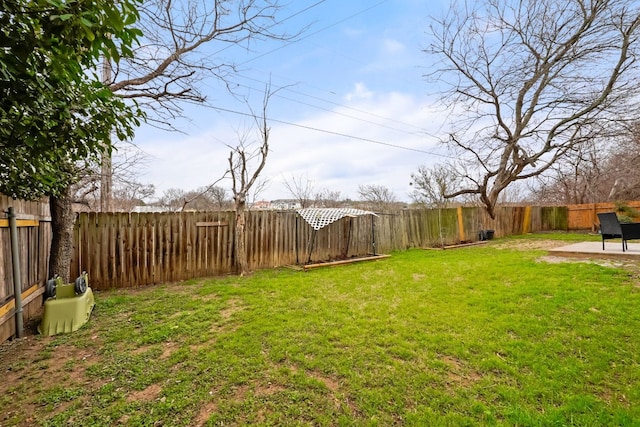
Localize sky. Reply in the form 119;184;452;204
130;0;454;203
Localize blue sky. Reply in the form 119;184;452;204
132;0;452;203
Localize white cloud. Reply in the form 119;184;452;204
158;95;434;198
344;82;374;102
382;38;406;55
135;89;448;203
343;26;365;38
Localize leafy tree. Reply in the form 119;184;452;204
423;0;640;218
0;0;143;200
0;0;144;280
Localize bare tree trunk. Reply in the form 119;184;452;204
234;201;248;275
228;85;274;276
49;185;75;282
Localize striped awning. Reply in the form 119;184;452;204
296;208;377;231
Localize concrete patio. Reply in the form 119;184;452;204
548;241;640;260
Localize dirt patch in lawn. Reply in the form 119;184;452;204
0;326;104;426
493;239;640;285
492;239;571;251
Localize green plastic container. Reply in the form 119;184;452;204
38;283;95;336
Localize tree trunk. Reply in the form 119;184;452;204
234;201;249;276
49;185;76;282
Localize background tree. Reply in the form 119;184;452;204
357;184;397;211
424;0;640;218
72;144;155;211
208;186;233;211
157;188;187;211
410;164;461;208
314;189;343;208
531;141;605;204
179;182;231;211
533;123;640;204
603;126;640;200
283;174;316;208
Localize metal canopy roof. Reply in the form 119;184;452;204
296;208;377;231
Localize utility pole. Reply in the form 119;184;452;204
100;55;112;212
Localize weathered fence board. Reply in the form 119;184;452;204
0;195;51;343
4;196;637;346
68;205;572;290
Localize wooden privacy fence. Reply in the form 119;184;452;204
0;200;568;343
566;202;640;231
0;196;51;343
71;205;568;290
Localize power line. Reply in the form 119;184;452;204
208;104;454;159
239;0;390;66
233;74;440;138
196;1;448;156
201;0;445;144
205;1;330;59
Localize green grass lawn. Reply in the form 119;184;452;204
2;234;639;426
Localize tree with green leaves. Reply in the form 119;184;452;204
0;0;143;199
0;0;144;279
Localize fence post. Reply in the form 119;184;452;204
457;206;465;241
522;206;532;234
7;207;24;338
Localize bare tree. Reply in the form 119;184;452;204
209;186;232;210
531;140;606;204
283;174;316;208
248;178;270;205
109;0;293;128
425;0;640;218
410;163;462;208
314;188;343;208
357;184;397;211
533;123;640;204
175;175;228;211
71;144;155;211
158;188;187;211
113;183;156;211
597;123;640;200
100;0;294;208
49;0;294;280
228;88;272;275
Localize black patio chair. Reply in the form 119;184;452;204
596;212;640;252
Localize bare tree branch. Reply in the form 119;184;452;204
283;173;315;208
424;0;640;218
109;0;296;126
228;84;274;275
